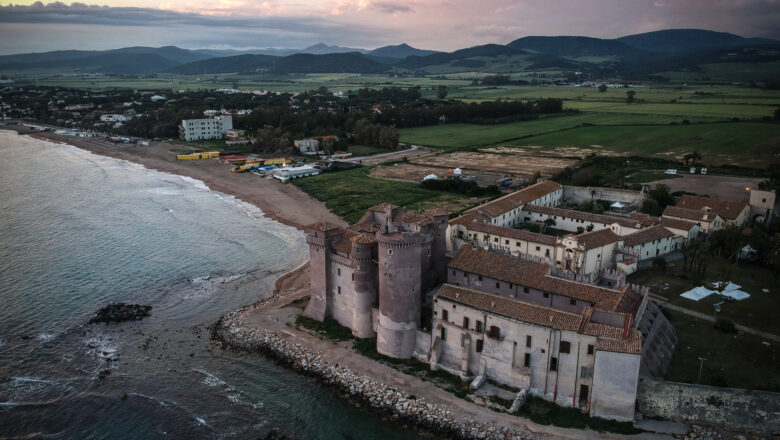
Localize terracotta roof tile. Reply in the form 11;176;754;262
523;205;641;229
436;284;582;331
676;195;748;221
596;329;643;355
622;225;676;247
448;246;637;312
660;217;697;232
565;229;622;250
662;205;716;222
629;212;659;227
465;181;561;219
459;221;557;246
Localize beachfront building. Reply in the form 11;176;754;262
429;245;664;421
179;115;233;141
294;138;320;154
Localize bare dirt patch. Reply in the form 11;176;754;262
647;174;764;201
410;151;579;178
370;162;509;187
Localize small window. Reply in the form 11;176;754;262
453;270;456;276
387;249;393;255
476;339;483;352
488;325;501;339
352;273;354;281
337;286;341;294
587;344;594;355
523;353;531;367
543;293;550;298
476;321;483;332
550;357;558;372
505;239;509;245
495;282;500;289
523;287;529;293
442;310;448;321
337;268;341;276
440;327;447;341
560;341;570;354
478;275;483;281
569;299;576;306
535;246;540;251
494;237;498;243
580;367;588;379
526;335;531;348
463;317;470;329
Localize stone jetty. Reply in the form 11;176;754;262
89;303;152;324
213;301;534;440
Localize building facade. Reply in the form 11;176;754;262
179;115;233;141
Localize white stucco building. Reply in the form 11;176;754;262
179;115;233;141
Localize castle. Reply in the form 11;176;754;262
303;198;677;421
303;203;448;358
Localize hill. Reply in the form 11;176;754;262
271;53;387;73
165;54;278;74
367;43;440;59
617;29;779;53
507;36;642;58
298;43;367;55
398;44;525;69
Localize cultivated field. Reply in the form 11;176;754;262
410;151;578;178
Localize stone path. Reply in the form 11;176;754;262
237;289;672;440
660;303;780;343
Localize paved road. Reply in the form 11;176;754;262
660;302;780;343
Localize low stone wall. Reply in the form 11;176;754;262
213;305;533;440
637;379;780;433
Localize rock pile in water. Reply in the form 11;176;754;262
213;304;533;440
89;303;152;324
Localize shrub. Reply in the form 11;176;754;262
714;318;737;334
652;257;668;272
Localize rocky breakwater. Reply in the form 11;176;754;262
89;303;152;324
212;304;533;440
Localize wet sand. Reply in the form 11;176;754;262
1;126;347;231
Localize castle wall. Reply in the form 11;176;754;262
326;255;356;331
351;240;377;338
303;231;330;321
563;186;644;207
376;236;423;359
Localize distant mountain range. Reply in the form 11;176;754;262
1;29;778;79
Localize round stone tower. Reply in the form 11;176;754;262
350;234;377;338
376;230;423;359
429;210;449;285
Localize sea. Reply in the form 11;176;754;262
0;131;422;439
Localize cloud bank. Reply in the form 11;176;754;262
0;0;778;55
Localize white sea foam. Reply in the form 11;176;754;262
36;333;54;341
195;417;207;426
178;175;210;191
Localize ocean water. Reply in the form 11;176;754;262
0;131;421;439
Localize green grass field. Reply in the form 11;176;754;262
663;309;779;391
291;166;475;223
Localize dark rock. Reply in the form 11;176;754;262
89;303;152;324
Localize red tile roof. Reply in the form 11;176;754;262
662;206;717;222
595;329;643;355
465;181;561;218
448;246;640;313
622;225;676;247
522;205;641;229
457;220;557;246
565;229;622;250
437;284;582;331
660;217;697;232
676;195;748;221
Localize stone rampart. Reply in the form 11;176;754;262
637;379;780;433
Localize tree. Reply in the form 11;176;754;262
232;81;239;89
652;257;668;272
626;90;636;104
646;184;674;210
774;106;780;120
437;85;449;100
598;84;607;92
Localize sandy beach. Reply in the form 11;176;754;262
1;125;347;231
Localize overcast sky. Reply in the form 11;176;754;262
0;0;779;54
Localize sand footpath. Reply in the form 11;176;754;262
1;126;347;231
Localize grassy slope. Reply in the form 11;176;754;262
291;166;472;223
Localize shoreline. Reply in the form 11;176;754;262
0;126;347;231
